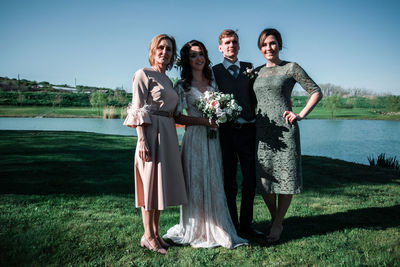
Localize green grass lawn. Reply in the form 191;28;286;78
0;105;102;118
1;130;399;266
292;107;400;120
0;105;399;120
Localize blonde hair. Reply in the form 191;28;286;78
148;34;177;70
218;29;239;44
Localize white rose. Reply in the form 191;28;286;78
220;114;227;123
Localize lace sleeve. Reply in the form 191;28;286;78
291;63;321;95
173;81;188;116
123;69;152;128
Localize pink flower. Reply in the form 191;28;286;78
210;100;220;109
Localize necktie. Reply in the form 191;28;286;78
228;65;240;78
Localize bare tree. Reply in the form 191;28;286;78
319;83;347;97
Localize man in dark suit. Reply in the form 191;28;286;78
212;29;262;238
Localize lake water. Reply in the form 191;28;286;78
0;117;399;165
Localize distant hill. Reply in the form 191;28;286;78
0;76;123;93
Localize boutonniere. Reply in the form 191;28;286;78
243;67;258;79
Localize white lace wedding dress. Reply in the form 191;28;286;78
163;81;248;249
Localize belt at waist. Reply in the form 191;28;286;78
150;110;174;118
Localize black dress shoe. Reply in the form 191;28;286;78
239;227;264;238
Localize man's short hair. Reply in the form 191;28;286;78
218;29;239;44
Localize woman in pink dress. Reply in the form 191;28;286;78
123;34;187;255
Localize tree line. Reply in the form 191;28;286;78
0;90;131;107
1;76;399;120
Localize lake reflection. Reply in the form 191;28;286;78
0;118;399;165
299;119;400;165
0;117;136;136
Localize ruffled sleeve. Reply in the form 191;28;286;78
291;62;322;95
123;69;152;128
173;81;188;116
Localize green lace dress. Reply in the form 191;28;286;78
253;61;321;194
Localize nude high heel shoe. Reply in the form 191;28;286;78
140;236;167;255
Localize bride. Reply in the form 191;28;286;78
163;40;248;249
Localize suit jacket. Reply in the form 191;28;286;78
212;62;257;121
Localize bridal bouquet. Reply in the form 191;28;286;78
197;91;242;138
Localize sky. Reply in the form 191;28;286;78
1;0;400;94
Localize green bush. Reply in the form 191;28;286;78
323;94;342;118
384;95;400;112
291;96;308;107
90;92;107;114
291;96;323;108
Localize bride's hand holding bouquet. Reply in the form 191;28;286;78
197;91;242;138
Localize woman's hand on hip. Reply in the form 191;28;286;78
138;139;151;161
283;111;303;124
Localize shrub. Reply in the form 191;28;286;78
368;153;400;172
384;95;400;112
90;92;107;115
291;96;308;107
323;94;342;119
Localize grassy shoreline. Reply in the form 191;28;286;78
1;130;399;266
0;105;399;120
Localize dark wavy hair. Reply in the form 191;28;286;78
179;40;212;91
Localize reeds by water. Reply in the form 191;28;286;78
103;106;118;119
120;107;128;119
368;153;400;172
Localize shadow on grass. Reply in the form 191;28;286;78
1;131;398;195
301;155;399;192
251;204;400;246
0;130;135;195
0;159;135;194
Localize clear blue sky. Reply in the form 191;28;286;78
1;0;399;94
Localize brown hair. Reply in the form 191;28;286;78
179;40;212;91
218;29;239;44
148;34;177;70
257;28;283;51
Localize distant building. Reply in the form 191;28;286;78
53;86;78;92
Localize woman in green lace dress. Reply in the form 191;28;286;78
253;28;323;243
